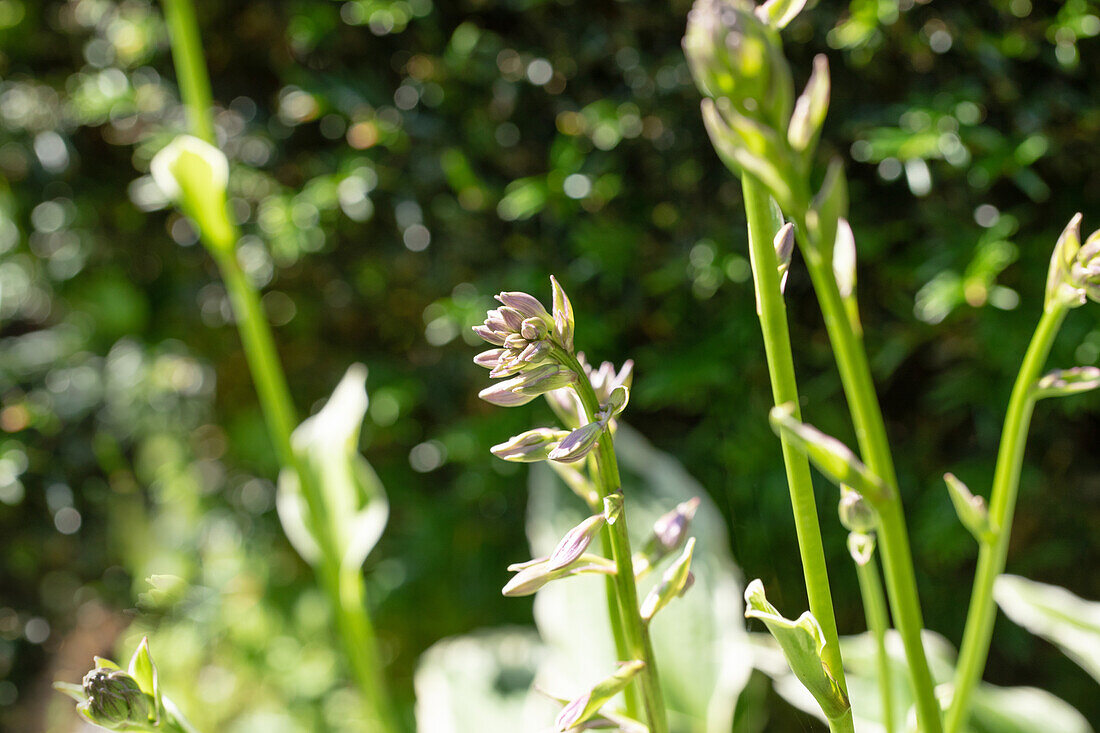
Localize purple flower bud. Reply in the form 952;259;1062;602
513;364;576;397
548;514;607;570
472;325;506;346
652;497;701;553
556;693;592;731
520;317;549;341
502;553;615;596
483;310;511;333
491;428;569;462
496;291;553;321
498;306;525;332
473;348;505;369
503;333;528;349
553;660;645;731
640;537;696;622
478;378;538;407
548;422;603;463
518;340;550;363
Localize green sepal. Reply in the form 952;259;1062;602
52;681;86;703
128;637;161;725
744;579;850;721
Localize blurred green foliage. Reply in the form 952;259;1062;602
0;0;1098;730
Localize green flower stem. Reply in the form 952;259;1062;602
581;447;638;717
566;354;668;733
742;176;853;732
854;550;894;733
793;214;942;733
158;2;398;728
211;251;399;732
160;0;215;144
600;533;640;718
945;305;1067;733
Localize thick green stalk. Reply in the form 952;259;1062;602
944;306;1067;733
854;550;894;733
158;2;398;728
600;532;641;718
567;356;667;733
160;0;215;144
742;176;852;732
794;215;942;733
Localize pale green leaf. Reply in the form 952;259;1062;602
995;574;1100;683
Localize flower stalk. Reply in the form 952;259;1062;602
742;174;852;732
684;1;940;728
944;304;1068;732
473;280;675;733
155;1;397;729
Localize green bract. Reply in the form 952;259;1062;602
277;364;388;573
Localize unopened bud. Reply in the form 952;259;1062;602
1033;366;1100;400
847;532;875;567
944;473;996;544
548;514;607;570
150;135;234;252
837;485;876;533
769;403;888;503
81;668;151;730
478;378;538;407
513;364;576;397
473;348;506;369
640;537;696;622
683;0;793;130
550;275;575;353
502;553;616;597
555;660;646;731
548;422;603;463
495;291;553;322
652;498;701;554
787;54;830;153
1046;214;1086;312
491;428;569;462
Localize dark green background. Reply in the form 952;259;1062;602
1;0;1098;729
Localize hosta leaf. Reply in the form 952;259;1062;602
995;574;1100;683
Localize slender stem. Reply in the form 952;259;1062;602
567;356;668;733
855;549;894;733
793;215;943;733
944;306;1067;733
742;176;852;732
214;252;400;732
160;0;215;144
157;2;398;727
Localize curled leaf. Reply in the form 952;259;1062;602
744;579;849;721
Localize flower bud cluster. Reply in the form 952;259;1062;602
1046;213;1100;312
474;277;578;406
